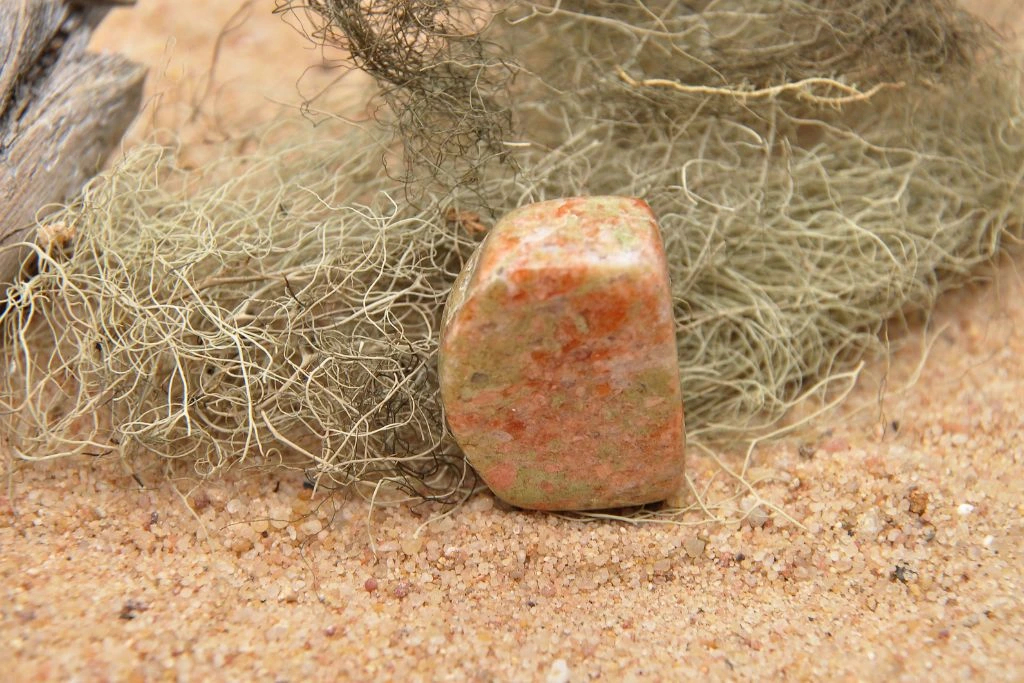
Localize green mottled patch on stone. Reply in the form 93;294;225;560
507;466;597;511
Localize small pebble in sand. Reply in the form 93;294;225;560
401;536;423;555
908;488;930;516
546;659;571;683
744;503;769;528
684;537;706;559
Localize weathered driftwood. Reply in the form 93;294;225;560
0;0;145;286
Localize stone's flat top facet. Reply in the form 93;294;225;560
478;196;656;273
440;196;685;511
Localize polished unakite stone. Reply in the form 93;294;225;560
439;196;685;511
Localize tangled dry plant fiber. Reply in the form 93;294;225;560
3;1;1024;511
281;0;517;196
1;120;478;502
283;0;1024;439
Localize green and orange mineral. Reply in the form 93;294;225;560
440;196;686;510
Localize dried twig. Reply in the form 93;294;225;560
0;0;145;287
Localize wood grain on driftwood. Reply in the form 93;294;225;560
0;0;145;287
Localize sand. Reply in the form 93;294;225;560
2;2;1023;680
